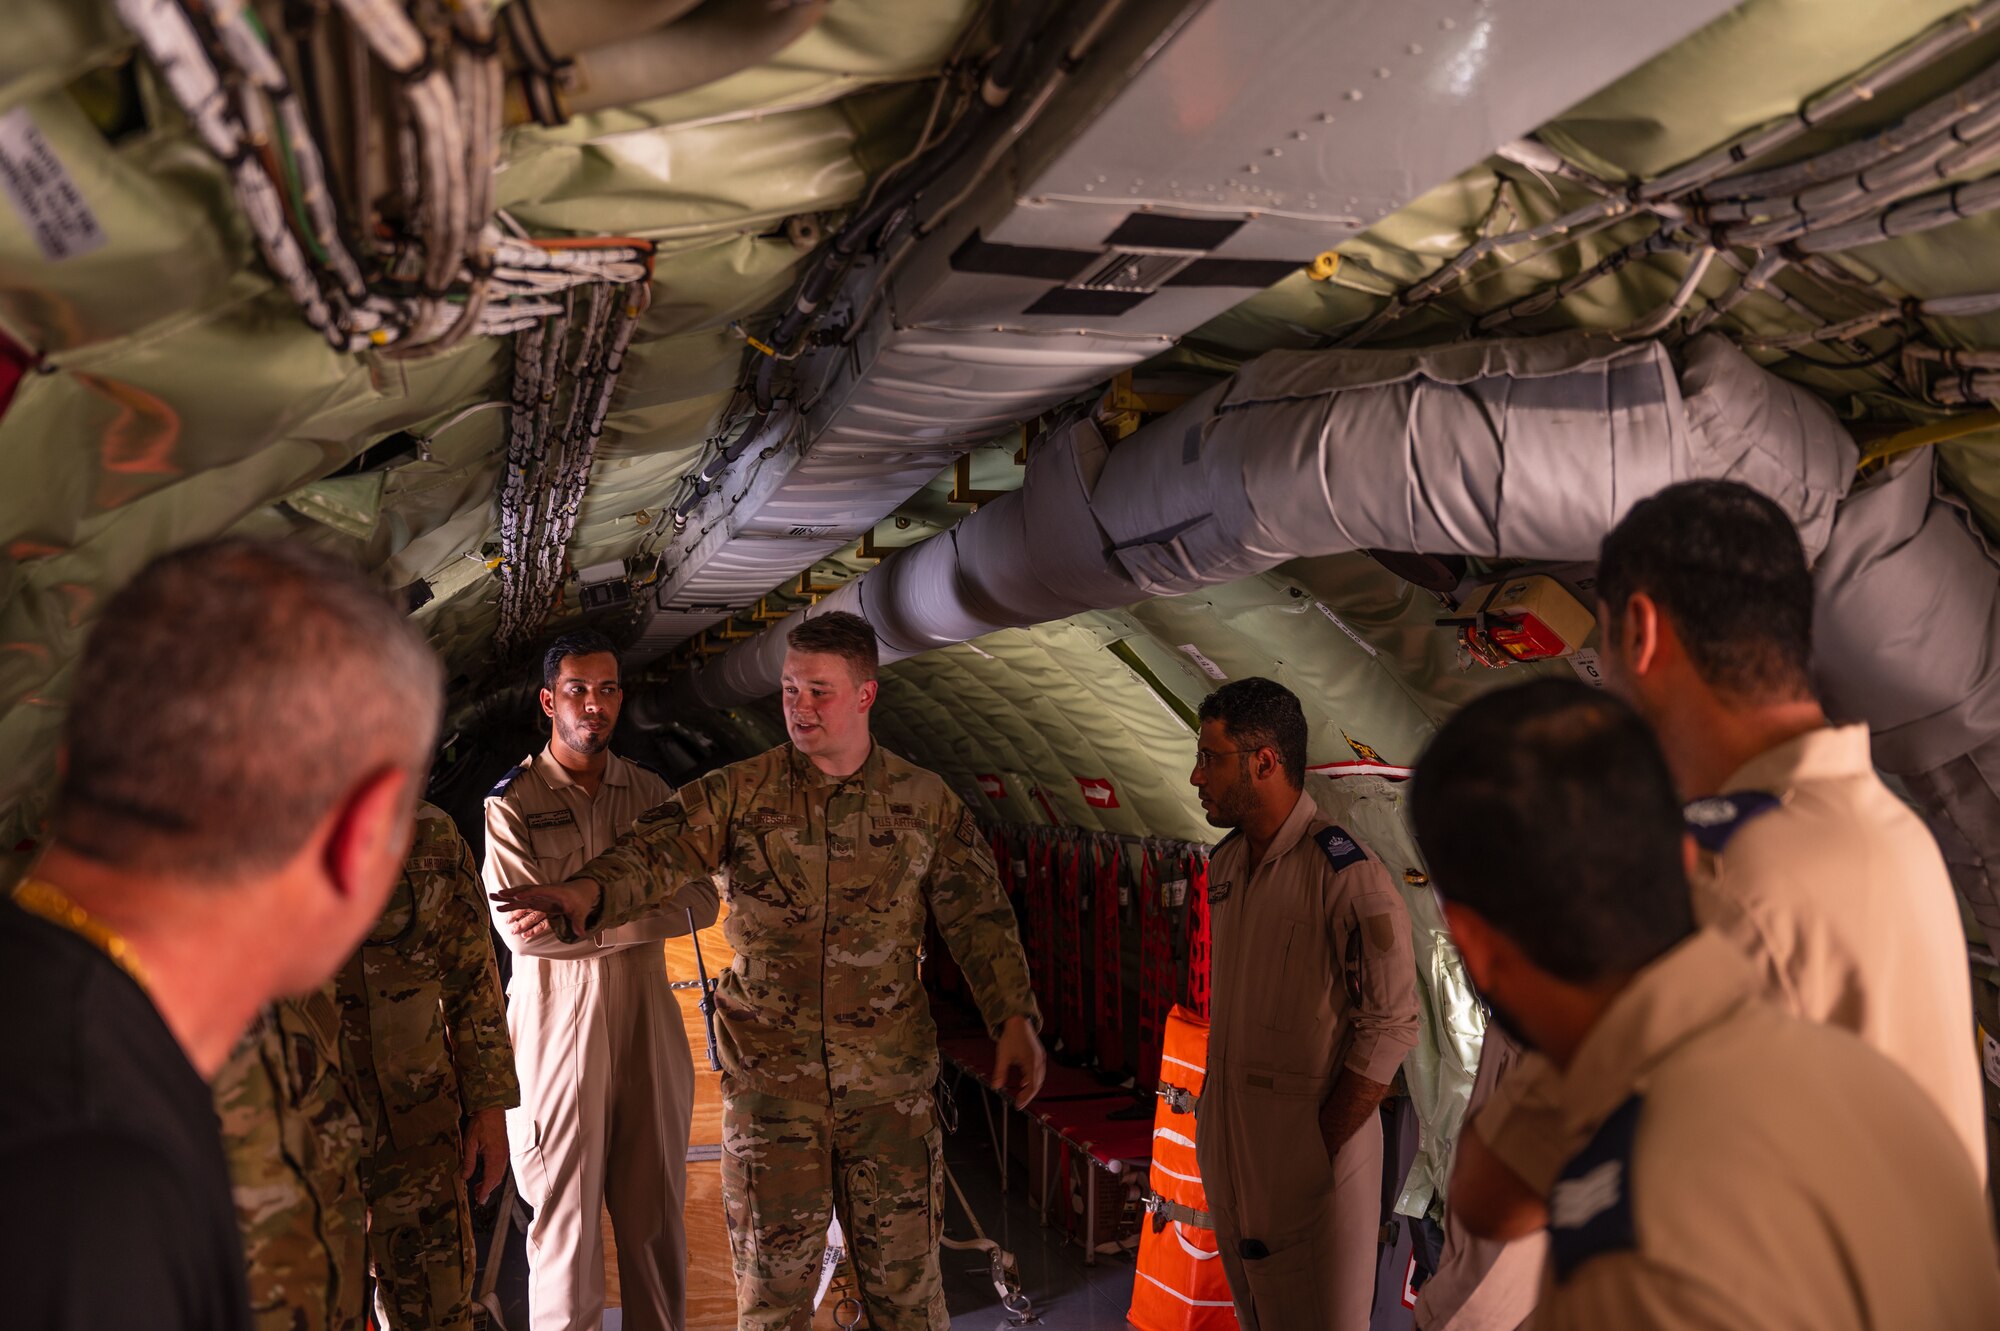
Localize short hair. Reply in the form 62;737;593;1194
1197;677;1308;788
1411;679;1694;984
542;628;620;691
53;539;444;880
1596;480;1815;702
787;611;879;681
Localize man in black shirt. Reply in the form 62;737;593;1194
0;539;444;1331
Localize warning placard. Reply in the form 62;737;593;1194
0;107;107;262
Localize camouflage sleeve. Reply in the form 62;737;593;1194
437;826;520;1114
923;789;1040;1038
482;794;616;960
579;771;729;937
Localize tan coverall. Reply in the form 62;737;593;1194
483;746;721;1331
1529;931;2000;1330
1477;724;1988;1198
1411;1028;1541;1331
1196;790;1420;1331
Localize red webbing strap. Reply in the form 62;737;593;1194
1058;841;1088;1056
1184;850;1213;1020
1028;834;1058;1027
1092;839;1125;1074
1137;849;1170;1091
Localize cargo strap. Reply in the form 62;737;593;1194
1157;1082;1199;1115
1143;1190;1215;1233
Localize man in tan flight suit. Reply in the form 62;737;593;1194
483;629;720;1331
1443;482;1988;1287
492;612;1046;1331
1189;678;1420;1331
1411;679;2000;1330
339;802;518;1331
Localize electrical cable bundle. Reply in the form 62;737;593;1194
114;0;644;356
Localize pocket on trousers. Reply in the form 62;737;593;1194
506;1113;548;1210
1239;1234;1330;1329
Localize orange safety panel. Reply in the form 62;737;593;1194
1129;1006;1239;1331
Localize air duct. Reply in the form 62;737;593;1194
689;332;1857;704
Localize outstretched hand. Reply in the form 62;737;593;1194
991;1015;1046;1109
490;878;599;942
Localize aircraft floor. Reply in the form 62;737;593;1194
484;918;1141;1330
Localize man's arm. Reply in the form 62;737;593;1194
495;777;730;942
1451;1052;1567;1239
924;796;1044;1104
1326;868;1421;1156
433;825;520;1203
481;796;616;960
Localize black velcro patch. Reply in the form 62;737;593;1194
1682;791;1782;854
1550;1094;1643;1284
1314;825;1368;872
526;810;575;831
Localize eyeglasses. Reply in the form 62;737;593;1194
1192;747;1257;770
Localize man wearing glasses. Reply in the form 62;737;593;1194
1190;678;1421;1331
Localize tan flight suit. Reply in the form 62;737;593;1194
1196;790;1420;1331
1411;1028;1541;1331
483;746;721;1331
1529;930;2000;1330
1477;724;1988;1201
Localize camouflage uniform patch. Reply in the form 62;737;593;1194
568;742;1040;1326
337;803;518;1331
215;982;368;1331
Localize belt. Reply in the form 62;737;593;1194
732;953;921;983
1142;1190;1214;1232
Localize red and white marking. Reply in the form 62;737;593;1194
976;774;1007;801
1306;759;1414;781
1077;776;1120;809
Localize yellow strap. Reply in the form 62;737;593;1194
11;878;150;991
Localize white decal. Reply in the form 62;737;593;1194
0;107;107;261
1317;601;1379;656
1162;877;1188;908
1569;647;1607;689
1177;643;1228;681
1982;1024;2000;1089
1077;777;1119;809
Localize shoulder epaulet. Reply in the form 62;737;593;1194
1313;824;1369;872
1548;1093;1643;1284
485;762;529;801
627;754;671;785
1682;791;1782;854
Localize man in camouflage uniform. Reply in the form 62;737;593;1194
494;612;1046;1331
215;981;370;1331
338;802;519;1331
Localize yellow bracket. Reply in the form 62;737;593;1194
696;633;726;657
1859;410;2000;468
856;530;889;561
717;621;754;641
948;455;1008;508
1097;371;1192;442
795;571;839;599
751;597;790;623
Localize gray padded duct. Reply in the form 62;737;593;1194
1814;453;2000;933
688;331;1858;705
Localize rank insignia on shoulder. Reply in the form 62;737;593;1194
526;809;576;831
1549;1094;1642;1283
1314;825;1368;872
1682;791;1781;853
486;763;528;800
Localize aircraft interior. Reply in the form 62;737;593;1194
6;0;2000;1328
